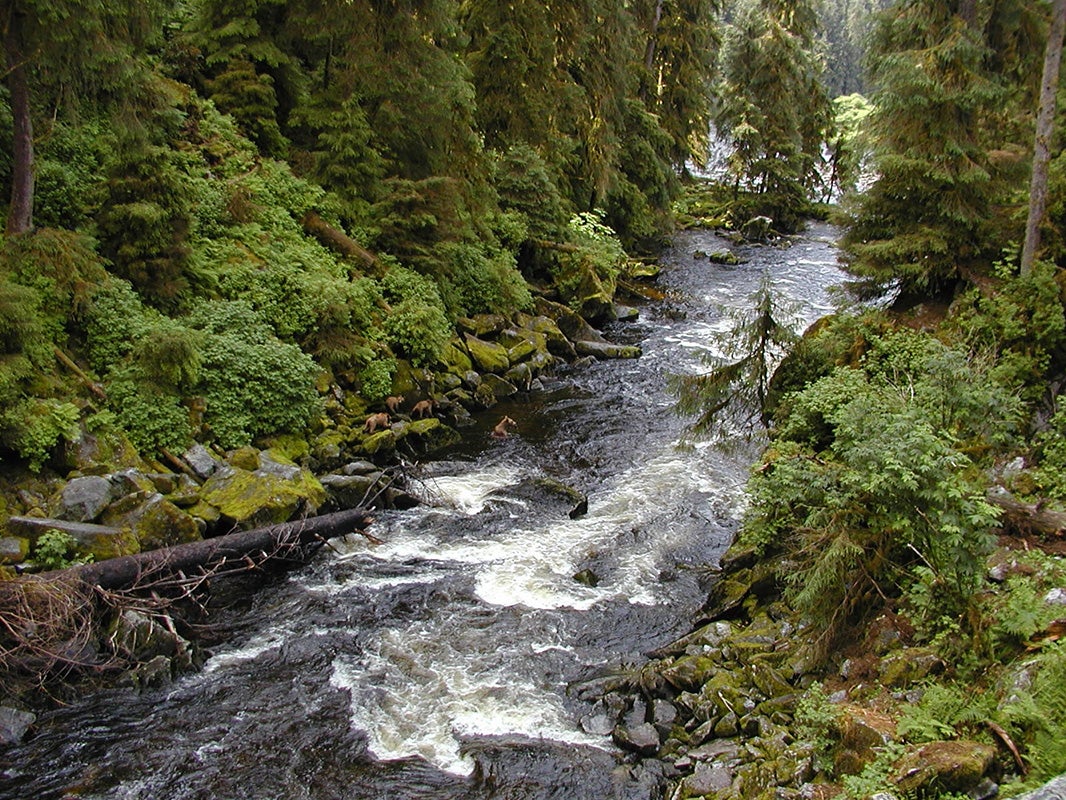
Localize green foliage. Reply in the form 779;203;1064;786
96;141;194;308
743;329;1019;649
34;120;109;230
32;529;92;570
672;271;800;439
358;358;397;403
839;1;1040;296
0;398;81;472
435;241;532;317
83;279;160;371
714;0;833;229
997;644;1066;785
793;681;839;771
0;279;51;405
185;301;321;449
380;267;452;367
897;682;994;743
107;366;192;455
840;742;905;799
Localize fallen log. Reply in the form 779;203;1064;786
39;506;374;592
988;487;1066;539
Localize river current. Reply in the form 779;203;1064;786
0;223;844;800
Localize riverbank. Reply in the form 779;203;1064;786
0;292;646;722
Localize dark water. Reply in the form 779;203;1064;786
0;224;843;800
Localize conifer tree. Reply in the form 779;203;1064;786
636;0;723;170
840;0;1042;298
713;0;833;232
0;0;165;234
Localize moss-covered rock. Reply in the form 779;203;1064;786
463;334;511;374
399;417;461;455
439;340;474;375
893;741;996;795
0;536;29;564
199;465;326;528
229;446;260;471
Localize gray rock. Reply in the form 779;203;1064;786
59;475;114;522
0;706;35;744
341;461;381;476
257;452;303;481
183;443;220;480
1009;774;1066;800
683;762;733;795
612;722;660;756
580;712;614;736
1045;588;1066;606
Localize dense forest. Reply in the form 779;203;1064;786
4;0;1066;797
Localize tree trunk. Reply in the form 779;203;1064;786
988;489;1066;539
4;8;34;235
1021;0;1066;277
40;507;374;591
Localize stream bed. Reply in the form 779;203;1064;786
0;223;844;800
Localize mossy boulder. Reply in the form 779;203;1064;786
463;334;511;374
439;340;474;375
398;417;461;455
100;493;200;550
528;315;576;359
0;537;29;564
199;465;326;528
893;741;996;795
359;428;397;456
457;314;508;337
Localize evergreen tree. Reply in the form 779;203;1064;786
840;0;1043;298
635;0;723;170
713;0;834;232
0;0;165;234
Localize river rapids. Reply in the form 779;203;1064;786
0;223;845;800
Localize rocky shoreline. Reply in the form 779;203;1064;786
592;535;1066;800
0;294;643;732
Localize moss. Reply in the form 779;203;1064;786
200;466;325;527
463;334;510;374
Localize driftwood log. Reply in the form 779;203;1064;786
39;507;374;592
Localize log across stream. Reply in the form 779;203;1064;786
0;224;845;800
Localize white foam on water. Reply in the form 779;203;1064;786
330;626;606;776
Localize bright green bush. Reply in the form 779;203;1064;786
107;367;192;455
182;302;320;448
380;267;452;366
435;240;532;317
83;279;160;371
33;529;92;570
358;358;396;402
743;331;1018;650
0;398;81;471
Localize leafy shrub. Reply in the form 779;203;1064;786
194;329;321;449
358;358;396;402
0;279;51;405
743;332;1015;650
34;121;108;230
83;279;160;371
32;529;92;570
107;367;192;455
380;267;452;366
0;398;81;471
435;241;532;317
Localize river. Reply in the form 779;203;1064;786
0;223;844;800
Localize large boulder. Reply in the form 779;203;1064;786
199;465;326;528
893;741;997;795
463;334;511;375
57;476;115;522
101;493;201;551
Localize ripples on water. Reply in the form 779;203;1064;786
0;224;844;800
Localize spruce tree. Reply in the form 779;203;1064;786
840;0;1042;298
0;0;165;234
713;0;833;232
